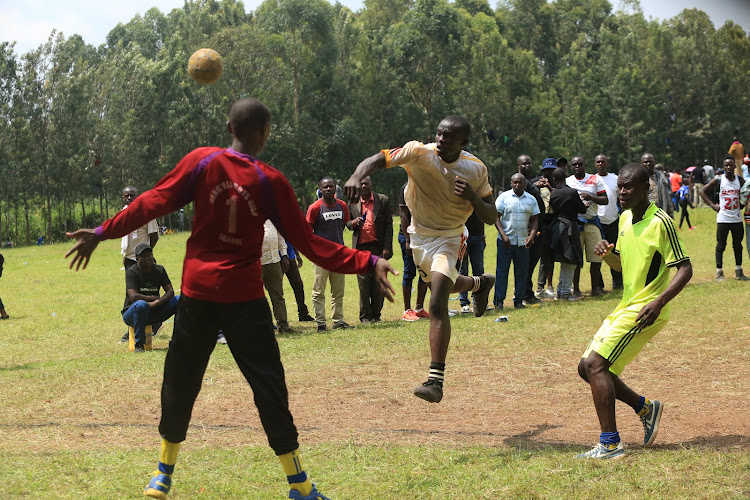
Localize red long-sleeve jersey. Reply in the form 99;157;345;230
96;147;375;302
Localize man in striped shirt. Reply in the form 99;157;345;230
576;163;692;460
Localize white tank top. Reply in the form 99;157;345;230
717;175;742;223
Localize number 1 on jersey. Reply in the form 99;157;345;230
226;196;238;233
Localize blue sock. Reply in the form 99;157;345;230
633;396;645;414
599;431;620;445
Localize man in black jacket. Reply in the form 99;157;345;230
347;176;394;323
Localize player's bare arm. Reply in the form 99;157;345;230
399;205;412;254
344;152;386;201
65;228;100;271
636;259;693;327
594;239;621;272
699;177;719;211
455;179;496;224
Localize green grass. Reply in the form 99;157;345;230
1;208;749;499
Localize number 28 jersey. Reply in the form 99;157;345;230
717;175;742;223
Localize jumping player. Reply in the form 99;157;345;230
344;115;496;404
65;98;397;500
577;163;692;459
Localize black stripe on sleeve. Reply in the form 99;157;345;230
654;210;686;262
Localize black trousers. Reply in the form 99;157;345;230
159;296;298;455
284;262;310;318
355;241;385;321
716;222;744;268
525;232;542;300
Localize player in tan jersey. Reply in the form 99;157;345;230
345;115;497;403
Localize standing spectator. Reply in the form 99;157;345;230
261;220;296;334
344;115;497;404
0;253;8;320
346;176;393;324
700;156;749;282
494;173;540;310
458;211;486;313
284;242;315;322
398;182;429;321
703;159;716;183
566;156;609;298
307;176;354;332
178;209;185;232
119;185;160;343
557;157;569;174
641;153;674;217
729;137;745;176
532;158;558;299
743;156;750;179
66;98;396;500
669;169;682;212
740;175;750;260
121;243;179;352
677;180;695;230
594;154;623;291
516;155;543;306
548;168;587;300
690;164;706;207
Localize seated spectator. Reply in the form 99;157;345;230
121;243;179;352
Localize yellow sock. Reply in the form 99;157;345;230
278;449;313;496
636;397;652;417
157;439;180;475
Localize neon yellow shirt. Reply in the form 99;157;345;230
612;203;689;317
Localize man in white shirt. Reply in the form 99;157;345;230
594;154;622;291
261;219;296;333
566;156;609;297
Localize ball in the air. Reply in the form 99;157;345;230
187;48;223;85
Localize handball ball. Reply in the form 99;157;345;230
187;48;223;85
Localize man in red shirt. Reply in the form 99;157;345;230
66;98;397;500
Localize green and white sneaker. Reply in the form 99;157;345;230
575;442;625;459
641;399;663;447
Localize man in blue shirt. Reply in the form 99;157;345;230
494;173;540;309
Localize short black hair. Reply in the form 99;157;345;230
552;167;567;182
229;98;271;136
619;163;649;185
440;115;471;138
319;176;335;186
724;155;736;163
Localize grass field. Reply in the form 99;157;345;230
1;207;749;499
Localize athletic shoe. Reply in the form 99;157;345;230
575;442;625;459
133;345;145;353
278;325;298;334
119;331;129;344
514;303;526;310
641;399;663;447
413;379;443;403
216;333;227;344
144;471;171;499
299;313;315;322
317;324;328;333
332;322;354;330
402;309;419;322
415;308;430;319
447;309;458;317
543;287;557;299
472;273;495;317
523;295;540;305
289;484;331;500
716;269;726;282
460;304;472;314
736;269;750;281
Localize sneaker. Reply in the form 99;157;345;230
216;333;227;344
413;379;443;403
514;303;526;309
736;269;750;281
361;319;371;325
534;288;544;299
289;484;331;500
641;399;663;447
415;308;430;319
299;313;315;322
561;294;582;302
402;309;419;322
133;345;145;353
447;309;458;317
523;295;540;305
317;324;328;333
460;304;472;314
332;322;354;330
575;442;625;459
716;269;726;282
119;331;129;344
278;325;298;334
144;471;171;499
473;273;495;317
543;287;557;299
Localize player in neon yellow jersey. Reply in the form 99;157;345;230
576;163;693;459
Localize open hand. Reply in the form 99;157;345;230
65;229;100;271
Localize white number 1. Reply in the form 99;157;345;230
226;196;237;233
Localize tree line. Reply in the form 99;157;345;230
1;0;748;245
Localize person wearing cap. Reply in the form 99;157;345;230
532;157;558;299
121;243;179;352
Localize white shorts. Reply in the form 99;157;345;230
409;228;468;283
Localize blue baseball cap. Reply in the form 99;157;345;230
541;158;557;170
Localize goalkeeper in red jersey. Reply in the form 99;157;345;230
66;98;397;500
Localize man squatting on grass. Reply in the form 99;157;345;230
65;98;397;500
345;115;497;404
576;163;692;459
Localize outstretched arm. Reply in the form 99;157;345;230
344;152;387;201
65;229;100;271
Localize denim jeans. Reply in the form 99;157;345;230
458;235;486;307
556;263;576;297
494;241;529;307
122;295;180;346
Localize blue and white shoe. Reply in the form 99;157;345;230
289;484;331;500
144;471;171;499
216;333;227;344
575;442;625;459
641;399;663;447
